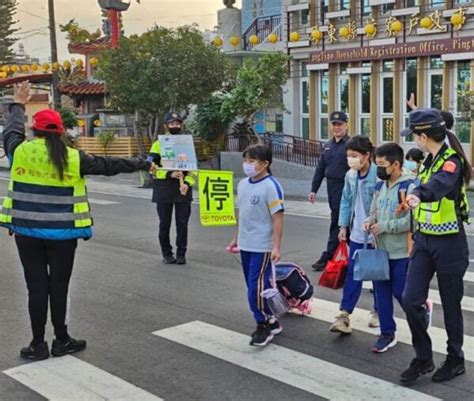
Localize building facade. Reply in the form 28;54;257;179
282;0;474;159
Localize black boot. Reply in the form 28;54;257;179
51;337;87;357
176;255;187;265
163;255;177;264
311;258;327;271
432;356;465;382
20;341;50;361
400;358;435;384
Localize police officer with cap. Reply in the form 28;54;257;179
148;112;195;265
308;111;350;271
0;82;154;361
400;108;470;384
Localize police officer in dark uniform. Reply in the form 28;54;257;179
148;112;195;265
308;111;350;271
400;109;470;384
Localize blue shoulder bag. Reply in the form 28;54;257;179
353;231;390;281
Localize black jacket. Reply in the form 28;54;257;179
4;103;151;176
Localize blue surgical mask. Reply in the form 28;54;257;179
243;162;259;178
405;160;418;172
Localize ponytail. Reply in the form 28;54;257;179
34;130;68;180
446;130;472;185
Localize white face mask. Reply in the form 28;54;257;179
243;162;259;178
347;156;363;171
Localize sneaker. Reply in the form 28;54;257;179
311;259;327;272
329;311;352;334
249;324;274;346
424;299;433;330
20;341;50;361
368;310;380;328
400;358;435;384
176;256;187;265
432;356;465;382
163;255;177;264
51;337;87;357
372;335;397;353
268;318;283;335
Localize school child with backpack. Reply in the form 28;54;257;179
330;136;379;334
364;143;418;353
228;144;284;347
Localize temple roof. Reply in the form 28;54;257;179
68;37;111;55
58;81;106;96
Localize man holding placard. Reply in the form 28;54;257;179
148;112;196;265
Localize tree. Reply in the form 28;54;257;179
98;130;117;157
96;25;236;141
193;94;232;142
0;0;19;64
220;52;290;132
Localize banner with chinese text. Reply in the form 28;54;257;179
198;170;236;227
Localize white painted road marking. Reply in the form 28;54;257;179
3;355;164;401
305;298;474;362
154;321;440;401
88;198;120;205
361;282;474;313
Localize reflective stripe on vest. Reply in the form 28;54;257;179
0;139;92;229
416;148;465;235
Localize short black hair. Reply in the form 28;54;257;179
375;143;404;166
440;111;454;130
405;148;424;163
345;135;373;155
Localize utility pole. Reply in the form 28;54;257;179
48;0;60;108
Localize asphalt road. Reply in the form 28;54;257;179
0;175;473;401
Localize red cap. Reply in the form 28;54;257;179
32;109;65;135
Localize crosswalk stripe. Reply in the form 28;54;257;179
465;271;474;283
3;355;163;401
305;298;474;362
88;198;120;205
361;282;474;313
154;321;440;401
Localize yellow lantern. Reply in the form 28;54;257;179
289;31;301;42
11;65;19;73
0;72;7;79
21;65;30;73
52;62;60;71
451;13;463;27
63;60;71;69
89;57;99;67
249;34;259;45
77;119;86;127
76;59;84;68
229;36;240;47
42;63;50;71
212;37;223;48
364;23;376;36
420;16;432;29
390;20;403;33
1;65;10;73
94;119;102;127
339;26;350;38
31;64;39;71
268;33;279;44
311;29;323;42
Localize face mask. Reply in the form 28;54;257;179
405;160;418;172
376;166;392;181
169;127;182;135
347;157;362;171
243;162;259;178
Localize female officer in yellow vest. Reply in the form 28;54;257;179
1;82;154;361
148;112;195;265
399;109;471;384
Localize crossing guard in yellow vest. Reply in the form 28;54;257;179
148;112;196;265
1;81;154;362
399;108;471;384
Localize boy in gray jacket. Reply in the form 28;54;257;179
364;143;415;353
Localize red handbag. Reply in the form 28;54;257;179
318;241;349;290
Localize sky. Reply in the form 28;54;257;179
14;0;242;62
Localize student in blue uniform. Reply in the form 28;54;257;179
228;144;284;346
400;109;471;384
308;111;350;271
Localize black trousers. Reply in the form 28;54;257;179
156;202;191;257
320;180;344;263
403;232;468;361
15;235;78;341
